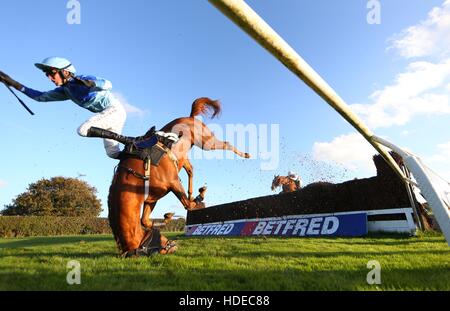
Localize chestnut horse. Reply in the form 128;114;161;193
107;97;250;256
271;175;302;193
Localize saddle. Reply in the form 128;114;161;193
83;125;180;180
87;126;180;164
120;126;181;166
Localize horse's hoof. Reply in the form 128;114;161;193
160;240;178;255
186;202;197;210
244;153;251;158
195;202;206;209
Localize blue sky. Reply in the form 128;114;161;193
1;0;449;218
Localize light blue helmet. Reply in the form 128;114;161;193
35;57;76;74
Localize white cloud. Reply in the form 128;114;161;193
401;129;415;136
422;141;450;181
353;2;450;129
0;180;7;188
112;92;148;118
427;141;450;163
351;59;450;128
388;0;450;58
312;133;376;174
313;3;450;177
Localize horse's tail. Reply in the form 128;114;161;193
190;97;221;119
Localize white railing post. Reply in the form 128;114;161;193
208;0;450;245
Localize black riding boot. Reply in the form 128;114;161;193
86;127;134;145
134;126;156;142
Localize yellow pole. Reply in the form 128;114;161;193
208;0;406;180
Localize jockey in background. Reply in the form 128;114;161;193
194;186;208;208
0;57;126;159
288;171;302;189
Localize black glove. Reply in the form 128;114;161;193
0;70;22;90
0;70;8;83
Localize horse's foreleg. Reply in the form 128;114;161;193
183;160;194;201
141;200;157;230
170;179;198;210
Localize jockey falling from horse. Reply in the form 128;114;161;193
0;57;180;158
0;57;129;159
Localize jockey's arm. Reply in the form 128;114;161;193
0;70;69;102
20;86;70;102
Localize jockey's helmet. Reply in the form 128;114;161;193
35;57;76;74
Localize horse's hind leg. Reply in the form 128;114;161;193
201;134;251;159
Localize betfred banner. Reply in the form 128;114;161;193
185;213;367;237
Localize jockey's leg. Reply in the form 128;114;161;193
103;138;121;159
77;99;127;158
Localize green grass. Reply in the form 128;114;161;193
0;232;448;290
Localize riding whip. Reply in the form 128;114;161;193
4;84;34;115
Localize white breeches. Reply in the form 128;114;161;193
77;99;127;158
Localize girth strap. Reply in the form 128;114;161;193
143;157;151;208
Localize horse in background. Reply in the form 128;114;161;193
97;97;251;257
271;175;302;193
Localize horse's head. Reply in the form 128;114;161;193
271;175;281;191
108;157;148;255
